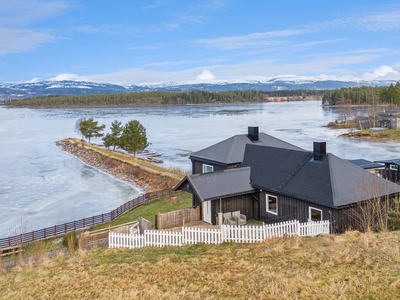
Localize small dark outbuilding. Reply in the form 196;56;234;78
375;159;400;183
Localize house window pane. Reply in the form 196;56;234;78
203;164;213;173
267;195;277;214
310;207;322;221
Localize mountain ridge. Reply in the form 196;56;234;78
1;77;398;101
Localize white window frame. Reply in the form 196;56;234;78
390;164;398;171
266;194;278;215
202;164;214;173
309;207;323;222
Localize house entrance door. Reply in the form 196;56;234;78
203;200;212;224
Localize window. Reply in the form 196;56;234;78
266;194;278;215
390;164;398;171
309;207;322;222
203;164;213;173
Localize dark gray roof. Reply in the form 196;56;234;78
241;144;400;208
190;133;303;165
174;167;255;201
375;159;400;165
346;159;384;169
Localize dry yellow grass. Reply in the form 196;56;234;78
2;231;400;299
65;138;186;178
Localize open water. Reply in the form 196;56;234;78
1;101;399;237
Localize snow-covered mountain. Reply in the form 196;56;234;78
0;76;398;101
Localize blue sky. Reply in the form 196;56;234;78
1;0;400;85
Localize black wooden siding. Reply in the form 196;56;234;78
210;194;256;225
259;191;334;224
260;191;398;233
382;163;400;183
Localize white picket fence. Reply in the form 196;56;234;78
109;220;330;249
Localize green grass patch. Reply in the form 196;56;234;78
90;192;192;231
352;129;400;138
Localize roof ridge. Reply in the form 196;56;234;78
278;153;313;190
328;154;337;207
226;135;240;163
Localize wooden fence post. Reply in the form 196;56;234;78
102;213;104;223
93;215;94;225
64;223;67;233
32;230;35;241
74;220;76;231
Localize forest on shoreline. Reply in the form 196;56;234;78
322;82;400;106
4;89;326;108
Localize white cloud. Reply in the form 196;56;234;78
49;73;86;81
307;7;400;32
0;0;70;26
72;24;139;35
46;53;385;85
196;70;215;81
25;77;41;83
195;29;311;50
0;0;70;55
362;65;400;80
0;28;54;54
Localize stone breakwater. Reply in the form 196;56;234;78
56;140;180;193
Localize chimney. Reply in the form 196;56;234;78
313;142;326;161
248;126;259;142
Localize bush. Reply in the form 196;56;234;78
62;231;78;251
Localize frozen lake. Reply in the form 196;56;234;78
1;101;399;237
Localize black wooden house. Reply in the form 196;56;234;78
375;159;400;183
174;128;400;233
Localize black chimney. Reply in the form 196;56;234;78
248;126;259;142
313;142;326;161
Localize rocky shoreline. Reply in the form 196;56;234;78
56;140;180;193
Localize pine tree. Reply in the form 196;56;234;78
79;118;105;144
120;120;149;157
102;120;123;150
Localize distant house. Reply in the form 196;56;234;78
175;130;400;233
379;112;400;129
346;159;384;176
375;159;400;183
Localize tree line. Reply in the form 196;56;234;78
77;118;148;157
322;82;400;105
4;89;327;107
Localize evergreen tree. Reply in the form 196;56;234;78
102;120;123;150
120;120;149;157
75;117;87;140
79;118;106;144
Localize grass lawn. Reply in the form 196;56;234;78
90;192;192;231
2;231;400;299
7;192;191;260
64;138;186;178
342;129;400;142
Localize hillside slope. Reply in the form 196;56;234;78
1;231;400;299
